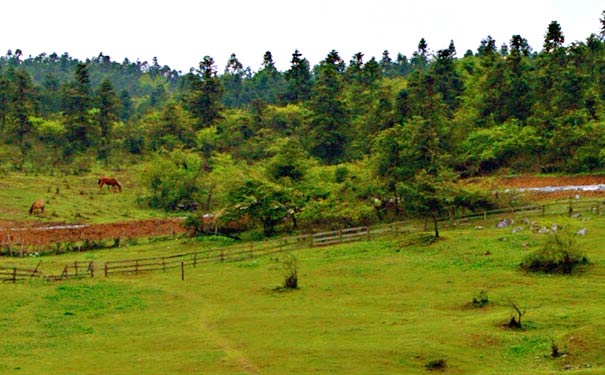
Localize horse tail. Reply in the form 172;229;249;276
29;203;34;215
115;180;122;192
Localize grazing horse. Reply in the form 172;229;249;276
98;176;122;192
29;200;45;215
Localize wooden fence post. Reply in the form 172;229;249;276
30;262;42;279
220;249;224;263
162;257;166;272
181;261;185;281
88;261;94;277
12;267;17;283
135;260;139;274
193;253;197;268
367;226;371;241
104;263;108;277
74;261;79;277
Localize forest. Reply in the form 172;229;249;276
2;13;605;235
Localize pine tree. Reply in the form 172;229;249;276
186;56;224;129
96;78;118;160
544;20;565;52
307;50;348;164
62;62;92;149
284;50;313;103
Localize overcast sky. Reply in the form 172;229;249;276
2;0;603;73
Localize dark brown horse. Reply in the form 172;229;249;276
98;176;122;192
29;200;45;215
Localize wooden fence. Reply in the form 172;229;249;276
2;198;603;282
0;264;44;283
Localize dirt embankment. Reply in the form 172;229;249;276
466;175;605;201
0;218;187;251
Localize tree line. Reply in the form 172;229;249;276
2;12;605;235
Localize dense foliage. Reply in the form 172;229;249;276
2;12;605;233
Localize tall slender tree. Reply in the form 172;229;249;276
186;56;223;129
96;78;118;160
307;50;348;164
62;62;92;149
284;50;313;103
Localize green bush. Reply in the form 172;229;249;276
471;290;489;308
521;226;589;274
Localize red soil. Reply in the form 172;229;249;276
0;218;187;251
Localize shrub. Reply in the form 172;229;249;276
282;253;298;289
471;290;489;308
521;226;589;274
425;359;447;370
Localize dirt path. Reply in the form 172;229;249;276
201;322;261;374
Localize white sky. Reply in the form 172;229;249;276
2;0;603;73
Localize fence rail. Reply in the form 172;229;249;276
2;198;603;283
0;264;44;283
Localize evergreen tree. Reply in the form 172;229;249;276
283;50;313;103
186;56;223;129
62;62;92;149
222;53;246;107
248;51;285;104
411;38;430;70
118;89;133;122
11;69;34;146
307;50;348;164
430;41;463;113
544;20;565;52
96;78;118;159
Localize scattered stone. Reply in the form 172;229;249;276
538;227;549;234
572;213;581;218
551;223;558;232
512;226;524;233
497;219;513;228
475;226;484;230
577;228;587;235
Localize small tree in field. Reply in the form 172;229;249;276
282;253;298;289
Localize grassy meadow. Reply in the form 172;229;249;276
2;209;605;374
0;165;171;224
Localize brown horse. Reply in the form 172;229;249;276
98;176;122;192
29;200;45;215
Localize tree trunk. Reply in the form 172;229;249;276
432;213;439;238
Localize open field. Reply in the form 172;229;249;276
2;209;605;374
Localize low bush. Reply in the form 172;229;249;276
471;290;489;308
521;226;588;274
425;358;447;370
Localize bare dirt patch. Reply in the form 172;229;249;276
468;175;605;201
0;218;187;251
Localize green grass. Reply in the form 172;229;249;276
0;165;173;224
2;212;605;374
